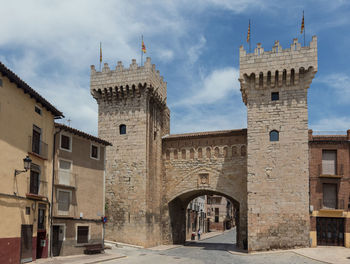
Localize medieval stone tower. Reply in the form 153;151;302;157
90;58;170;247
239;36;318;250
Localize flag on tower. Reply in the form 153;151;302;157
142;38;146;53
301;11;305;34
247;20;251;43
100;42;102;63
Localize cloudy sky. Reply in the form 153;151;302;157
1;0;349;135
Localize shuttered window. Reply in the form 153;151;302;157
58;190;70;212
77;226;89;244
322;150;337;175
323;183;337;209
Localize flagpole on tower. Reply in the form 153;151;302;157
303;11;306;47
301;11;305;46
99;42;102;71
247;19;251;53
141;35;144;66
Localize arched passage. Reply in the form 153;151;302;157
167;189;242;247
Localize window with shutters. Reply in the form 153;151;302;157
58;160;72;185
90;144;99;160
322;150;337;175
30;164;40;195
32;125;41;155
77;226;89;244
60;133;72;151
323;183;337;209
57;189;71;215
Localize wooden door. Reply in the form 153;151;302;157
20;225;33;263
317;217;344;246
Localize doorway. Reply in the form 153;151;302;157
317;217;344;246
52;225;64;256
20;225;33;263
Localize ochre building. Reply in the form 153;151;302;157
0;62;63;263
90;35;328;252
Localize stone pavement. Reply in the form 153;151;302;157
33;252;125;264
292;246;350;264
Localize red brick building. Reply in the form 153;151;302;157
309;130;350;247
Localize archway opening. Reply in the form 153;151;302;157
168;190;241;250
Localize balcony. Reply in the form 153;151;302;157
26;179;48;200
29;136;48;159
319;198;345;210
54;170;76;188
53;202;77;218
318;164;344;178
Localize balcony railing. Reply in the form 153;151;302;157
26;178;48;199
54;170;77;188
318;198;345;210
318;164;344;178
29;136;48;159
53;202;77;218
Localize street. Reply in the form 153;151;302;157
105;228;323;264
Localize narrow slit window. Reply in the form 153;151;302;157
271;92;279;101
119;124;126;135
270;130;279;142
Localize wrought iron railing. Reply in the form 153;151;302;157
28;136;48;159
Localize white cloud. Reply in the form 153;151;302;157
173;67;240;106
310;116;350;132
316;73;350;103
187;36;206;65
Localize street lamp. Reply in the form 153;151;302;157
15;156;32;176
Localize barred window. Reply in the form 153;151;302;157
77;226;89;244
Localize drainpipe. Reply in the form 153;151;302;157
49;128;61;257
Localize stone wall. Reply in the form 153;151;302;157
162;130;248;248
91;58;169;247
240;37;318;251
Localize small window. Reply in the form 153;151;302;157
91;144;99;159
271;92;279;101
322;150;337;175
120;124;126;135
60;134;71;151
77;226;89;244
270;130;279;142
0;78;2;86
58;190;71;213
26;207;31;215
35;106;42;115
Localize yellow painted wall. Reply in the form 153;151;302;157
0;73;56;238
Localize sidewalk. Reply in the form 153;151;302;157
293;246;350;264
33;252;125;264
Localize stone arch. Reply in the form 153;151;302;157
206;147;211;159
214;147;220;158
181;149;186;159
232;146;237;157
190;148;194;159
198;148;202;159
174;150;178;159
166;188;244;247
223;146;228;158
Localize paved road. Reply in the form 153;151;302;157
106;228;323;264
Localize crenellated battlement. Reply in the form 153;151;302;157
90;57;167;105
239;36;318;105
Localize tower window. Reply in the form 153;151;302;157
271;92;279;101
119;124;126;135
270;130;279;142
0;78;2;86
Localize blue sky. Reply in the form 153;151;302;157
1;0;349;135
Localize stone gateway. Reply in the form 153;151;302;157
90;36;318;251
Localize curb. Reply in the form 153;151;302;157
85;255;127;264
